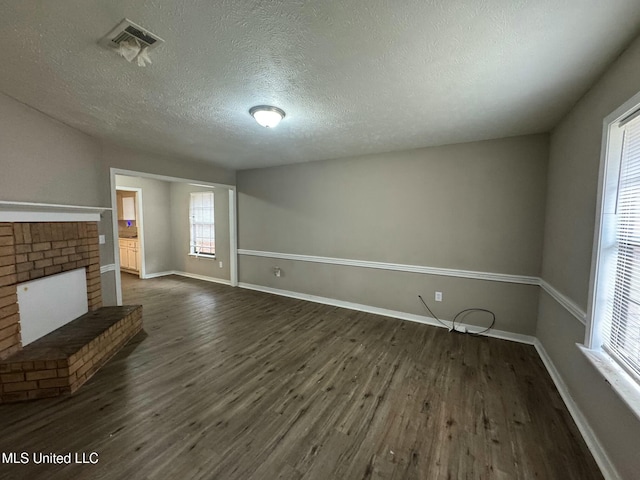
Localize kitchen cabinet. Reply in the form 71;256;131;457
116;191;137;221
119;238;140;273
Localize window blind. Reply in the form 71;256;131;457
189;192;215;255
604;115;640;381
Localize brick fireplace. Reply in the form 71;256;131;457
0;221;102;361
0;218;143;402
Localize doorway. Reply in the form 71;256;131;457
115;187;145;279
109;168;237;306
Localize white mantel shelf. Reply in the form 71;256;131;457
0;200;111;222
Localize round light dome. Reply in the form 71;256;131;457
249;105;285;128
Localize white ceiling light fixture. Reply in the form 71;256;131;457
249;105;286;128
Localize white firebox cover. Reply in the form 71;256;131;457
17;268;88;346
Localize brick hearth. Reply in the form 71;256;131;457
0;305;142;403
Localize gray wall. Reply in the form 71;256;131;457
237;134;549;335
115;175;174;275
538;35;640;479
0;93;104;207
170;183;231;281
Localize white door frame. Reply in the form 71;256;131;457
229;189;238;286
115;186;145;280
109;168;237;305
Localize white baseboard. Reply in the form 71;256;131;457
534;339;620;480
239;250;590;331
237;282;535;345
174;271;231;285
142;270;175;279
142;270;230;285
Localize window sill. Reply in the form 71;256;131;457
577;344;640;422
188;253;216;259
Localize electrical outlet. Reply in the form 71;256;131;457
219;261;223;268
274;267;281;277
435;291;442;302
98;235;106;245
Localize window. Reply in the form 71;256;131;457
601;114;640;380
189;191;215;257
588;98;640;403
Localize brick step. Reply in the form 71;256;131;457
0;305;143;402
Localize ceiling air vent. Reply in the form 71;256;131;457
100;18;164;51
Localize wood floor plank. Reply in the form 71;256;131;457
0;273;603;480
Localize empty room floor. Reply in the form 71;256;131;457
0;274;602;479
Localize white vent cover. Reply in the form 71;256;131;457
100;18;164;51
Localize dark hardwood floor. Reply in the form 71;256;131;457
0;274;602;479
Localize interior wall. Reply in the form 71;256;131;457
538;34;640;479
0;93;104;207
115;175;173;275
170;183;231;281
237;134;549;335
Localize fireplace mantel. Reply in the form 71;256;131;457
0;200;110;223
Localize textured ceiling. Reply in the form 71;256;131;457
1;1;640;170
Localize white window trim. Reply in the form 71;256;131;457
584;89;640;421
188;252;216;259
578;345;640;420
